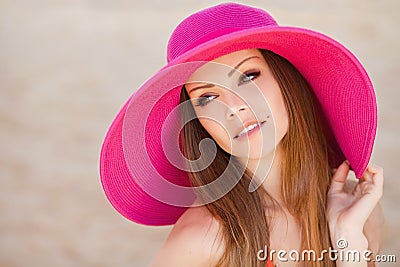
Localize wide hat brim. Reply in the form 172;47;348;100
100;26;377;226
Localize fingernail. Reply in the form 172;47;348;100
344;160;349;165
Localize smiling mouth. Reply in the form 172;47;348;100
234;121;266;139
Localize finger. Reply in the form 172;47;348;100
361;164;384;192
360;168;373;184
329;160;350;193
370;166;384;199
348;185;380;225
368;164;384;188
348;165;383;224
368;163;383;174
352;182;362;198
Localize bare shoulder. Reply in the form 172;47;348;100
150;206;225;267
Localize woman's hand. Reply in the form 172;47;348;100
327;161;384;266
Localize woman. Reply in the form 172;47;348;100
100;3;384;266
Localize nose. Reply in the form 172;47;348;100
225;94;248;120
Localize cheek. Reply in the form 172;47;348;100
269;92;289;138
198;118;232;153
259;82;289;136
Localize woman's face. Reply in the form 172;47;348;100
185;49;289;160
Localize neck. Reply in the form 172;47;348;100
240;144;284;203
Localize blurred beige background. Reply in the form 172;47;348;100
1;0;399;266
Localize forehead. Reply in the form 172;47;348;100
185;49;264;85
211;48;262;65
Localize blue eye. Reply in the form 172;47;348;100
238;71;260;85
194;95;218;107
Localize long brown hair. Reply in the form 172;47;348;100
179;49;335;267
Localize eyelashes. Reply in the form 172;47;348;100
194;94;218;107
194;70;261;107
238;70;260;85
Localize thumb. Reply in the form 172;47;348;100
329;160;350;193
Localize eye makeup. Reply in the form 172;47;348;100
190;68;261;107
238;70;261;86
194;94;218;107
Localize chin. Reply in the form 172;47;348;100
231;140;276;160
249;148;276;160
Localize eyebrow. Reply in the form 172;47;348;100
187;83;213;95
227;55;259;77
187;55;260;94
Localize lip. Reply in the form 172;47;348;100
233;119;267;140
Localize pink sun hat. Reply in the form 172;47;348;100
100;2;377;226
